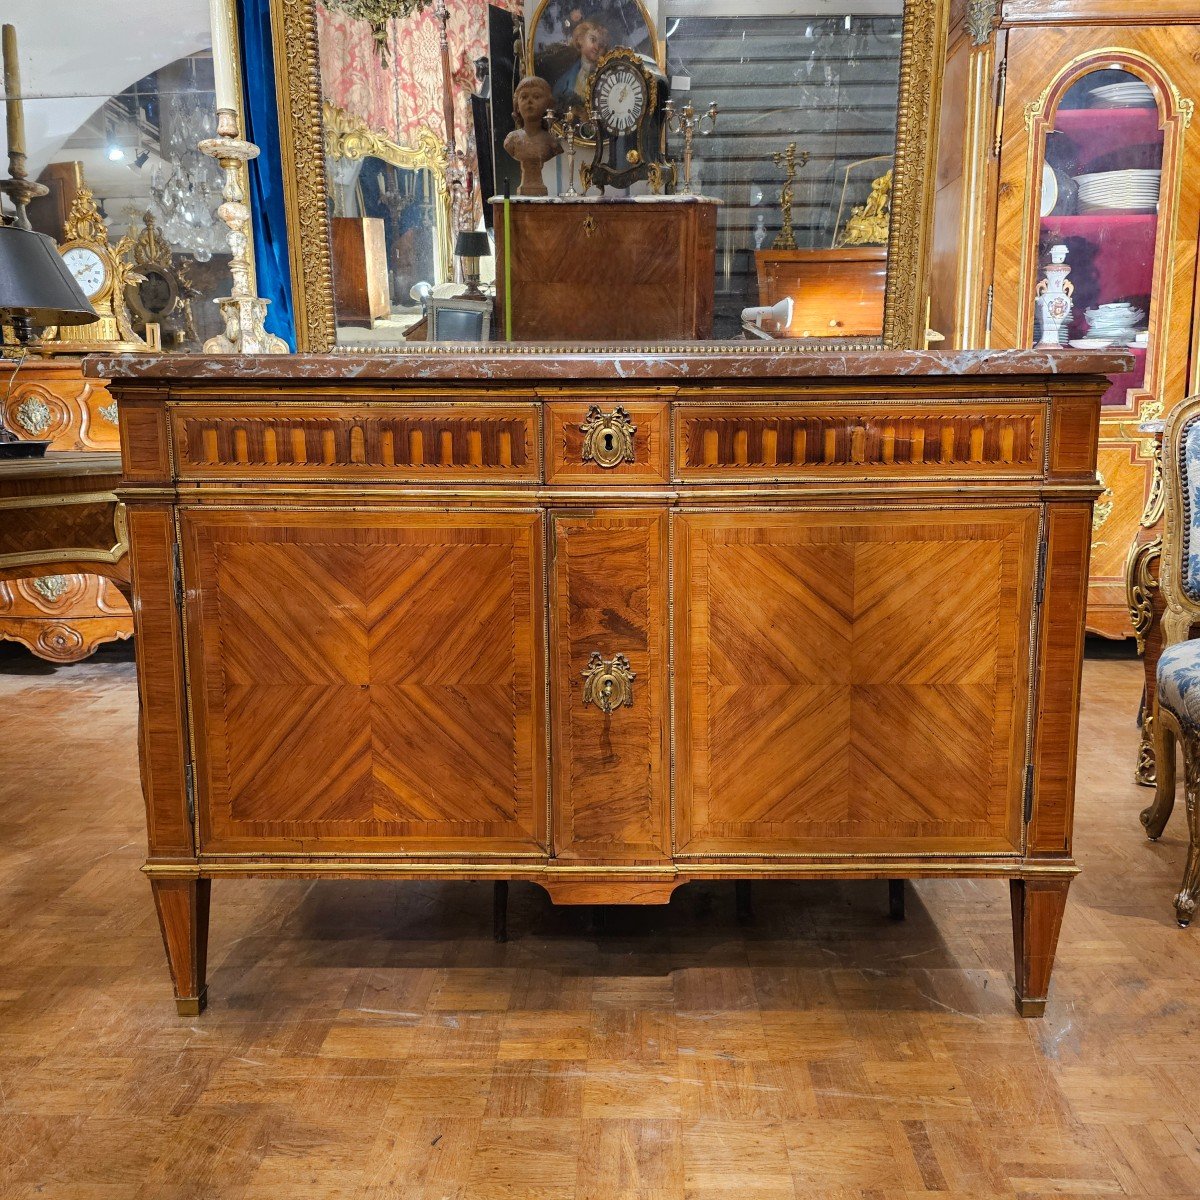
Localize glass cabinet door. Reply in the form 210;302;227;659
1030;67;1165;409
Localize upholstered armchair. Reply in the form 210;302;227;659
1142;394;1200;924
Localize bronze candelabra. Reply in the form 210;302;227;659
544;107;597;198
662;99;717;196
771;141;811;251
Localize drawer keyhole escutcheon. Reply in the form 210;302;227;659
582;652;636;714
580;405;637;469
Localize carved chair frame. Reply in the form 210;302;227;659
1156;395;1200;648
268;0;950;352
1146;394;1200;921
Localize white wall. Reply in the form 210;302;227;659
1;0;213;178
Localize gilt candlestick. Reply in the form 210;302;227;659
1;24;48;230
198;110;288;354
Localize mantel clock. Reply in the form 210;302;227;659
40;184;148;354
581;48;673;194
125;212;199;349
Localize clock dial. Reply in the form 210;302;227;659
595;66;646;133
61;247;107;299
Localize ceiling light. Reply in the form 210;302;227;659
106;146;126;162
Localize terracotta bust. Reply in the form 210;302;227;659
504;76;561;197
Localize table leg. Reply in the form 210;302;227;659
1010;877;1070;1018
150;878;211;1016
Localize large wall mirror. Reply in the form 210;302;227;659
1;0;245;351
271;0;947;351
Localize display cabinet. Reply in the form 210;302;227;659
0;359;132;661
935;7;1200;636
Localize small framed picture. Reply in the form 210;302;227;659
428;296;493;343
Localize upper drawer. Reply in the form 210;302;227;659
674;401;1048;480
170;402;541;482
545;399;671;485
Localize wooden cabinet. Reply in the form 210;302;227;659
0;357;132;661
932;5;1200;636
492;199;717;341
331;216;391;327
102;348;1117;1017
754;248;887;339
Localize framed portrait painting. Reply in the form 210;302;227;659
530;0;663;116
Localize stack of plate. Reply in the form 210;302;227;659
1084;303;1146;344
1090;81;1156;108
1075;168;1160;213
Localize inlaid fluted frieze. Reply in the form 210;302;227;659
675;405;1044;477
173;404;539;480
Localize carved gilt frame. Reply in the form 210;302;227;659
527;0;666;73
269;0;948;351
323;101;455;287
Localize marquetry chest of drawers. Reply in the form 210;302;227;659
98;347;1123;1018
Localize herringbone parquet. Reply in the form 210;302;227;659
2;643;1199;1198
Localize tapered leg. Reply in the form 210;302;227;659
1010;877;1070;1017
735;881;754;924
493;881;509;943
1141;717;1177;840
150;878;210;1016
888;879;905;921
1174;732;1200;927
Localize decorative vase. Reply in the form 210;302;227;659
1035;243;1074;348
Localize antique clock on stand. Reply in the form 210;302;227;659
39;183;148;353
125;211;199;348
581;48;673;193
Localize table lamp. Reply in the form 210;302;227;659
0;223;97;456
454;230;492;301
1;224;96;346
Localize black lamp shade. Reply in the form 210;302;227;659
454;230;492;260
0;225;98;327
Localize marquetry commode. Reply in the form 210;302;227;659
94;347;1125;1017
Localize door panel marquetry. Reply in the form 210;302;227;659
549;511;670;861
674;508;1039;855
182;509;547;854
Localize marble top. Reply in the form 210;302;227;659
87;347;1133;384
0;450;122;480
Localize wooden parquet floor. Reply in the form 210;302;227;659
2;642;1199;1199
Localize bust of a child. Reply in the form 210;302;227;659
503;76;561;197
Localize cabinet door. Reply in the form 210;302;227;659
181;509;547;855
549;510;670;861
991;27;1200;634
674;508;1040;857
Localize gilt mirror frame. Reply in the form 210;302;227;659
269;0;949;352
322;100;455;287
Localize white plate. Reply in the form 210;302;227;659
1089;82;1155;106
1069;338;1114;348
1041;163;1058;218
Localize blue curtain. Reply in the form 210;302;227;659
237;0;296;349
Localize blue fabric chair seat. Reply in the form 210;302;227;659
1158;640;1200;730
